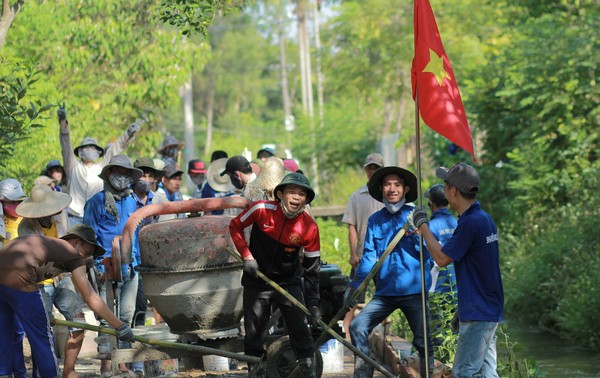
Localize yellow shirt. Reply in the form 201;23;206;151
39;224;59;285
2;216;21;245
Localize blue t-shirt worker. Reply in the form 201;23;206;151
413;162;504;378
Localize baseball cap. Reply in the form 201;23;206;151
0;179;28;201
163;165;184;179
425;184;448;206
188;159;207;174
436;162;479;195
364;153;384;167
257;147;275;159
220;156;252;176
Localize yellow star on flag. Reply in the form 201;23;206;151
422;49;450;86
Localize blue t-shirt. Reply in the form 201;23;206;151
428;208;458;294
442;201;503;322
83;191;140;268
200;182;235;215
351;205;431;296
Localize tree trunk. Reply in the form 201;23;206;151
204;83;215;158
0;0;23;50
180;77;194;191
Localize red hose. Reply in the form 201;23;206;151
120;197;250;263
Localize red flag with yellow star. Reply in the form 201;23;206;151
411;0;474;158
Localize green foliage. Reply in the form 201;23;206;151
497;325;541;377
0;57;51;167
159;0;245;37
316;217;350;276
1;0;200;187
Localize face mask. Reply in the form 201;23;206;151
134;180;153;194
164;146;179;158
108;172;133;191
191;176;205;186
38;216;53;229
78;148;100;162
230;174;244;190
2;202;19;218
280;202;305;219
383;198;406;214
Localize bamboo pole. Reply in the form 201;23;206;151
50;318;261;364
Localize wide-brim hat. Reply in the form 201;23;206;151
367;166;418;203
34;176;57;187
99;154;143;182
245;157;286;200
61;224;106;258
207;158;235;192
74;137;105;157
16;184;72;218
274;173;315;204
157;135;184;155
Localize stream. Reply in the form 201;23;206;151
506;320;600;377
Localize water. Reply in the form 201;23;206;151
506;320;600;377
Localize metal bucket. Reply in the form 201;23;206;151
137;215;243;335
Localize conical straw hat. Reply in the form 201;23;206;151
245;157;285;201
207;158;235;193
16;184;72;218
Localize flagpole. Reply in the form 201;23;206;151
414;90;431;378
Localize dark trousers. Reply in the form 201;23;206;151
243;284;314;359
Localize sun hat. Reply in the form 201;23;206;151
425;183;448;206
0;179;28;201
436;162;479;195
134;157;160;172
74;137;105;157
16;184;72;218
364;153;384;167
188;159;207;174
34;176;57;186
157;136;184;155
163;165;184;179
207;158;235;192
98;154;143;182
367;166;418;203
220;156;252;176
245;157;286;201
274;173;316;204
61;224;106;258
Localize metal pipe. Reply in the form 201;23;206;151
50;318;260;364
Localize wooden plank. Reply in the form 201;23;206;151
310;206;346;217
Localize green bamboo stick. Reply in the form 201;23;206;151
50;318;260;363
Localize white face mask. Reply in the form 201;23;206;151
383;198;406;214
78;148;100;162
191;175;205;186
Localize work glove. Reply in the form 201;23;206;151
412;207;430;229
126;119;144;136
343;287;358;309
309;306;322;327
57;102;67;121
115;323;135;343
243;259;259;279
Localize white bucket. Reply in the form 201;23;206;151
202;355;230;372
319;338;345;373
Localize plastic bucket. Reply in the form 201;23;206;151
202;355;230;372
319;338;344;373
